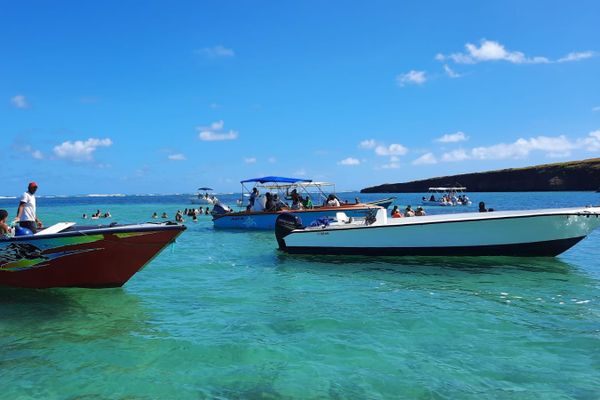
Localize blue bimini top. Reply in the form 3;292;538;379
240;176;313;184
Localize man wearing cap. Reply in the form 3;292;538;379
15;182;43;233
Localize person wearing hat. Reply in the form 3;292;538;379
415;206;426;216
15;181;43;233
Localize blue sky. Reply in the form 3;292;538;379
2;1;600;195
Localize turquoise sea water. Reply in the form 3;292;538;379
1;192;600;399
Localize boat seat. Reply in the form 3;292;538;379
336;212;350;223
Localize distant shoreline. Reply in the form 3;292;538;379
361;158;600;193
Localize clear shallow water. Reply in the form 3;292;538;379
1;192;600;399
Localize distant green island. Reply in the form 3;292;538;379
361;158;600;193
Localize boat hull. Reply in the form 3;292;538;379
277;208;600;257
0;224;185;288
213;206;379;230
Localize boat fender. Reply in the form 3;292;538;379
275;214;304;249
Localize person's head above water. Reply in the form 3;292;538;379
0;209;8;222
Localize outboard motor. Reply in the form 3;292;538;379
275;214;304;250
212;202;232;215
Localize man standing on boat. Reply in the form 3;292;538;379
15;182;43;233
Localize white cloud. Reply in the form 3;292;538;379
471;135;575;160
268;157;277;163
199;120;224;130
199;130;238;141
244;157;257;164
53;138;113;162
578;130;600;151
197;45;235;59
338;157;360;166
592;106;600;112
168;153;186;161
436;131;469;143
412;153;437;165
441;149;470;162
396;70;427;87
31;150;43;159
420;131;600;163
11;94;30;109
557;51;595;63
438;40;595;65
375;143;408;156
443;64;461;78
359;139;377;149
438;39;549;64
197;120;239;141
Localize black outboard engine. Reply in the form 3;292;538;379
212;202;232;215
275;214;304;250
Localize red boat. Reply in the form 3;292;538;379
0;222;185;288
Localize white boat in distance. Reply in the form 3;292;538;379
212;176;393;230
421;187;472;207
275;206;600;257
190;187;218;205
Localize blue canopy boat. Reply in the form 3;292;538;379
212;176;388;230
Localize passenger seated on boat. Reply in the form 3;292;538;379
273;194;287;211
326;194;340;207
291;195;304;210
265;192;276;211
415;206;426;216
429;195;435;202
303;196;314;209
0;209;12;238
404;205;415;217
391;206;402;218
286;189;300;203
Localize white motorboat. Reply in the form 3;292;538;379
190;187;218;205
421;187;471;206
275;206;600;257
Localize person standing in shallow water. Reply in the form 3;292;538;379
15;182;42;233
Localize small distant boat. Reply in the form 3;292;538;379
190;187;218;205
1;222;185;288
212;176;394;230
276;206;600;257
421;186;472;206
366;196;396;209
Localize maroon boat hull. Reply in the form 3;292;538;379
0;225;185;289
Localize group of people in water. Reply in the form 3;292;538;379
82;210;111;219
391;205;426;218
152;207;212;223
